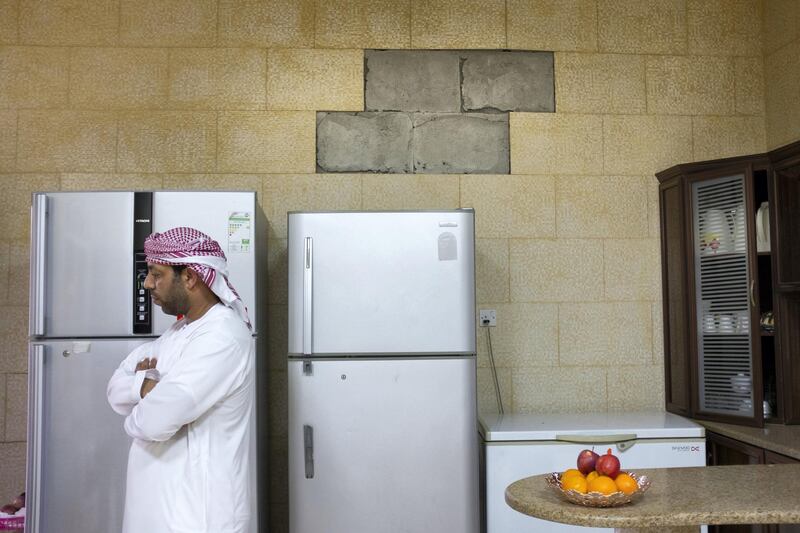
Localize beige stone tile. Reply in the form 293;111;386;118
559;302;652;366
118;111;215;173
510;239;603;302
18;111;117;172
475;302;559;368
19;0;118;45
218;111;316;174
267;239;287;305
316;0;411;49
120;0;217;46
607;365;665;411
510;113;603;175
0;242;8;303
267;49;363;111
7;243;28;307
267;304;287;370
556;176;648;238
603;115;693;176
652;301;664;364
0;110;15;172
507;0;597;52
411;0;506;49
0;46;69;108
0;375;4;440
604;239;661;301
262;174;362;238
765;40;800;150
693;116;766;162
362;174;459;210
763;0;800;54
70;48;169;109
169;48;266;110
512;366;608;414
477;367;512;414
0;0;19;44
597;0;687;54
475;238;508;303
0;306;27;372
555;53;645;114
646;55;735;115
60;173;163;191
687;0;761;56
647;176;660;238
267;370;287;437
461;175;555;239
0;174;59;240
735;56;765;116
0;443;26;504
218;0;314;47
4;373;25;441
162;174;262;195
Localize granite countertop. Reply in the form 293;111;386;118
696;420;800;461
505;464;800;528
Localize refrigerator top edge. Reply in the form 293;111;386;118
479;411;705;442
287;208;475;215
287;352;476;359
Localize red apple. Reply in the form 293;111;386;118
576;449;599;475
595;448;621;479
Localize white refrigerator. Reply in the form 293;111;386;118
26;191;266;533
287;210;480;533
480;411;707;533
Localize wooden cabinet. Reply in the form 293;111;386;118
657;139;800;427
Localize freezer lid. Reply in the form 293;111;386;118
479;411;705;442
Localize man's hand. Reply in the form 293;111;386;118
136;357;158;398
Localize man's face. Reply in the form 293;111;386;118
143;263;190;316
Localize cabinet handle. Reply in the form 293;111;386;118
750;280;755;308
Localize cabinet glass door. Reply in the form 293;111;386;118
692;174;757;418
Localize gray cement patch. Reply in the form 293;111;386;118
461;51;555;112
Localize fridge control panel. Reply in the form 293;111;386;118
133;254;151;334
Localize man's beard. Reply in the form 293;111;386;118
158;281;190;316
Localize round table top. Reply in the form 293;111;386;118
505;464;800;528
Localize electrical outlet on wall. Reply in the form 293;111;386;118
479;309;496;327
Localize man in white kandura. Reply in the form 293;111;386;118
107;227;254;533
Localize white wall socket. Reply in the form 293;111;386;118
479;309;496;327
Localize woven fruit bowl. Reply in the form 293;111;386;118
545;472;651;508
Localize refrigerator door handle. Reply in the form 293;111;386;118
303;424;314;479
554;433;637;444
27;344;45;533
30;194;48;336
303;237;313;355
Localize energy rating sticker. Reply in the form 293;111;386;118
228;212;251;253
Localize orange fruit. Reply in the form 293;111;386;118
587;475;619;495
562;469;583;480
561;475;588;494
586;471;599;483
614;472;638;495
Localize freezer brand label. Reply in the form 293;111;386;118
228;212;251;253
671;445;703;452
438;232;458;261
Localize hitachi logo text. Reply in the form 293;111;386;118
135;219;150;223
671;445;702;452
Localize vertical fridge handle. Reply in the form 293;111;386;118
27;344;45;533
303;425;314;479
303;237;313;355
30;194;47;336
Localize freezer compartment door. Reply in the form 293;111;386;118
484;438;706;533
27;339;149;533
152;191;258;334
31;192;134;337
288;211;475;355
288;357;479;533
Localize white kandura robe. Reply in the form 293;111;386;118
107;304;255;533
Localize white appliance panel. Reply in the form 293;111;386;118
287;211;475;355
33;192;134;337
152;191;257;334
288;357;479;533
486;439;706;533
27;339;149;533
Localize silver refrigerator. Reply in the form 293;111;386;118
26;191;266;533
287;210;479;533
